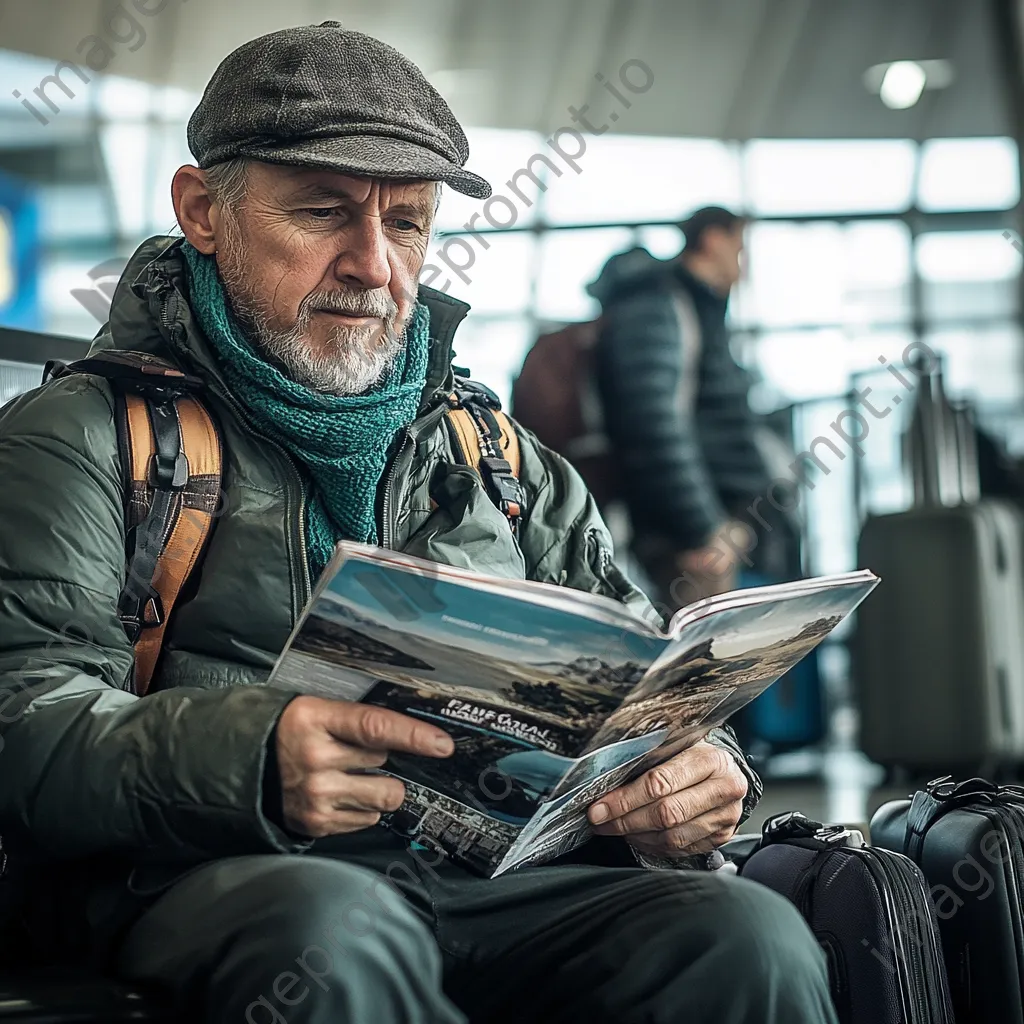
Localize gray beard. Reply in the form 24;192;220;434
217;239;408;396
241;302;406;397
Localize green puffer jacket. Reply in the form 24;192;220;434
0;236;758;870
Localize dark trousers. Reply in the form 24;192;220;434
108;829;838;1024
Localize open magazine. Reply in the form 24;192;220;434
269;543;879;877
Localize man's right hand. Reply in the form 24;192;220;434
275;695;455;838
677;520;751;599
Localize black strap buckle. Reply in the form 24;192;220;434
117;587;165;643
480;456;524;524
148;450;189;489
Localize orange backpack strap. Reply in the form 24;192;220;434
443;380;524;532
44;352;222;695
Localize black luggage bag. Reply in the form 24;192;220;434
727;812;954;1024
872;776;1024;1023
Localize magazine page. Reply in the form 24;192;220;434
590;572;879;755
489;571;879;875
666;570;876;637
268;543;668;876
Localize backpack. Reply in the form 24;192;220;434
512;289;703;507
511;320;619;505
42;352;523;697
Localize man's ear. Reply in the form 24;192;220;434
172;165;218;254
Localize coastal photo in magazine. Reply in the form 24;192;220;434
496;583;878;874
271;550;666;757
268;544;879;877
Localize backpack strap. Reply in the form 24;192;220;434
44;352;222;696
444;380;524;533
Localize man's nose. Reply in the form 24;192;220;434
332;216;391;291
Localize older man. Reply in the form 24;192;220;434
0;23;835;1024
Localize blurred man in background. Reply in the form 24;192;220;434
588;206;771;611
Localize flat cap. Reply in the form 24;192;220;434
188;22;491;199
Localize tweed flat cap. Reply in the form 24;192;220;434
188;22;491;199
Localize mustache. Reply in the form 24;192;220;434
301;289;398;321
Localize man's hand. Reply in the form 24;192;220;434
674;520;753;603
586;741;747;857
276;695;454;838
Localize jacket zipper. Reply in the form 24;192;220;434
380;427;411;550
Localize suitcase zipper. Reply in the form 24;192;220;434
759;813;953;1023
848;848;954;1024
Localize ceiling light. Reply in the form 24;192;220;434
879;61;927;109
864;59;954;110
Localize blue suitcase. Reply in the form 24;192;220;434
734;570;826;750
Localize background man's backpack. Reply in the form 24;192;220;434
511;320;619;506
43;353;523;697
512;286;704;508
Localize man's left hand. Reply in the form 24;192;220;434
586;741;748;857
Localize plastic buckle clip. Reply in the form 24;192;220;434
117;587;165;642
148;450;189;490
481;457;524;523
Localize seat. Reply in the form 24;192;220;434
0;970;169;1022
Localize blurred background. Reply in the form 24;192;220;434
2;0;1024;829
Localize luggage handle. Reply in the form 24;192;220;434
926;775;1024;803
905;776;1024;862
761;811;866;851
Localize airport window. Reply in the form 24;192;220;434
534;227;635;321
917;137;1020;212
743;139;918;216
731;220;913;329
442;230;536;316
542;136;743;226
433;127;546;232
2;63;1021;575
917;230;1022;322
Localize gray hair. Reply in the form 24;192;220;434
202;157;251;211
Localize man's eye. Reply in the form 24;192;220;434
306;208;339;220
390;218;421;233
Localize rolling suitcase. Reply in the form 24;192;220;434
854;361;1024;770
855;500;1024;768
871;776;1024;1023
728;812;955;1024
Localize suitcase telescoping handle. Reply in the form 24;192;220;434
904;360;981;509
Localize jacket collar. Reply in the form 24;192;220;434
673;259;729;311
94;235;471;414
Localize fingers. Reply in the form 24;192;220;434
282;770;408;838
627;812;740;856
589;743;735;827
325;702;455;758
592;773;744;836
295;808;385;838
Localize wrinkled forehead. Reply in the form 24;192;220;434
244;163;439;211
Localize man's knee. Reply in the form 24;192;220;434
688;875;827;987
240;856;428;959
225;857;440;1021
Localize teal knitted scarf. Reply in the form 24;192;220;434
181;243;430;580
